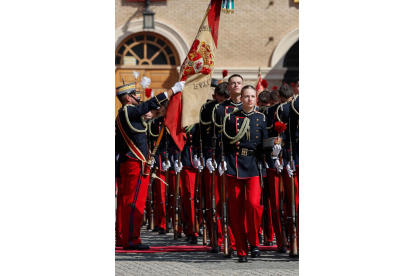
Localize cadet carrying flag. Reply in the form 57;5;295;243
164;0;223;151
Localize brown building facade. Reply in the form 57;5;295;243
115;0;299;116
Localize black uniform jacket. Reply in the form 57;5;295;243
115;92;168;164
222;108;268;178
181;124;201;169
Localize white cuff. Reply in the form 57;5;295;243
163;91;168;99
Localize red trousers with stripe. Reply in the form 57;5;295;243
115;178;123;246
120;159;150;247
283;167;299;249
155;170;167;230
227;175;263;257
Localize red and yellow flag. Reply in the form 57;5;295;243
164;0;223;150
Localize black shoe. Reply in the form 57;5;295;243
263;241;273;246
146;224;151;230
223;248;235;258
258;233;263;244
251;246;260;258
177;233;183;238
185;235;191;241
238;256;248;263
276;247;287;253
209;245;221;253
158;228;166;235
124;243;150;250
189;235;198;245
152;226;160;232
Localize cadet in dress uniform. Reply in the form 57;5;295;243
221;85;279;262
264;100;288;252
148;115;172;235
115;81;184;249
180;124;202;244
276;84;299;252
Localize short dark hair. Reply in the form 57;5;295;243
117;93;129;105
240;85;256;97
258;90;271;104
270;89;279;102
278;84;294;99
228;74;243;83
160;98;169;109
215;82;230;99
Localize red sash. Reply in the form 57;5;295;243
116;115;146;164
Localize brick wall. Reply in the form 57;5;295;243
116;0;298;69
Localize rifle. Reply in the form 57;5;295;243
148;133;155;230
220;118;229;255
174;151;182;240
210;114;219;252
165;131;170;233
194;137;200;234
258;159;269;245
288;117;298;257
278;150;287;249
199;122;208;245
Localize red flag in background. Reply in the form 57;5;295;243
256;68;264;95
164;0;223;151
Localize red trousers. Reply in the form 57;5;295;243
227;175;263;257
168;170;183;233
115;178;123;245
283;167;299;249
155;170;167;230
120;159;150;247
267;169;288;247
181;167;198;236
203;169;236;247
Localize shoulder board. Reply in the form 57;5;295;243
254;110;266;121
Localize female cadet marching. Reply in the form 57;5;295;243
220;85;279;262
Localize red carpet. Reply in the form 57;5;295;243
115;245;279;254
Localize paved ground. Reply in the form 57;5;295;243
115;226;299;276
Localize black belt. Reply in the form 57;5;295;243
234;148;255;156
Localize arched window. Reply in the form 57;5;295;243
115;33;179;67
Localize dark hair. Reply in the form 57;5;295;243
215;82;230;99
278;84;294;99
240;85;256;97
270;89;279;102
228;74;243;83
117;93;129;105
160;99;169;109
258;90;271;104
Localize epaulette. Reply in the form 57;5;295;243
254;110;266;122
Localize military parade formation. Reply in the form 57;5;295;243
115;72;299;263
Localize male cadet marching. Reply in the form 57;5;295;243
276;83;299;255
199;79;235;256
209;74;244;256
221;85;280;262
148;114;171;235
179;123;202;244
115;80;184;249
263;88;288;253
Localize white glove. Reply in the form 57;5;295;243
174;160;183;174
171;81;185;94
275;159;283;173
265;162;269;169
198;157;205;171
162;160;171;171
286;163;295;178
218;161;227;176
193;154;200;168
271;144;282;159
206;158;217;173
